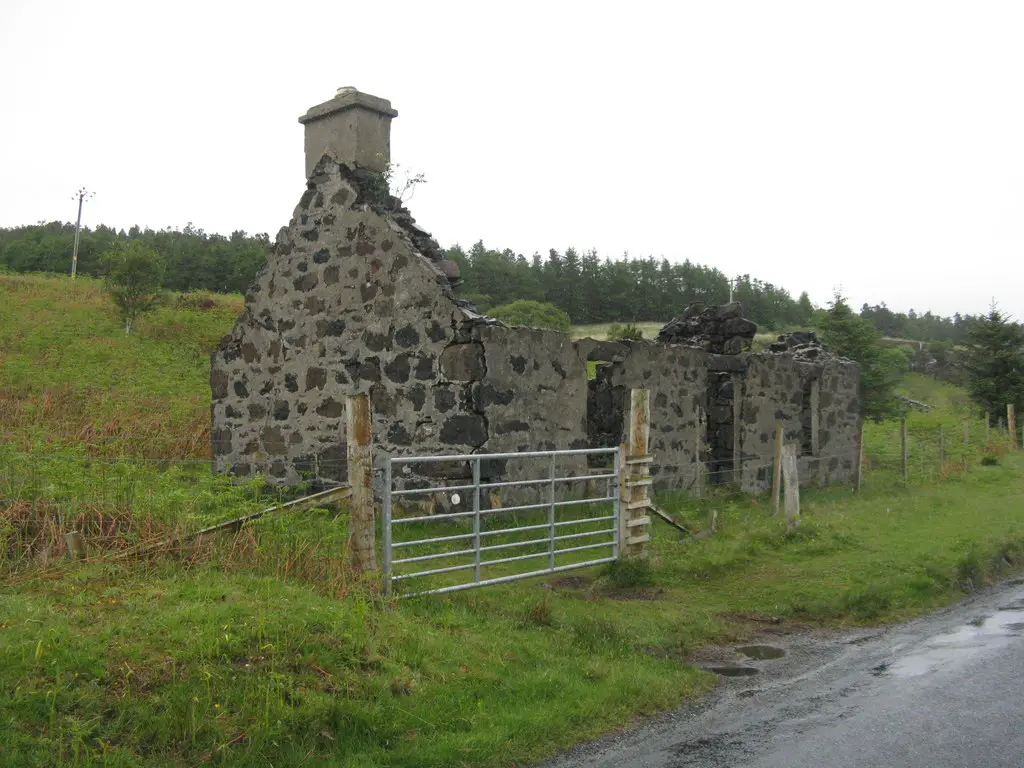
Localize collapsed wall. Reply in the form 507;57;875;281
582;341;710;491
583;341;860;493
211;89;862;498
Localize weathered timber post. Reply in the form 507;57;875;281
693;407;707;499
781;444;800;532
64;531;87;560
619;389;652;558
346;394;376;573
771;421;783;514
1008;404;1018;450
901;417;909;486
854;420;864;493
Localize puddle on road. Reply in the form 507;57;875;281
736;645;786;660
708;665;759;677
879;590;1024;679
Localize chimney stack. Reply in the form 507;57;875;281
298;87;398;178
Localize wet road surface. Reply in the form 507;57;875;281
541;578;1024;768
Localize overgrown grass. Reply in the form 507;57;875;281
0;274;240;459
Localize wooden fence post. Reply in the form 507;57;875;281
1009;404;1018;450
771;421;783;514
694;407;707;499
620;389;652;558
900;417;909;486
854;420;864;493
346;394;376;573
781;444;800;532
64;531;87;560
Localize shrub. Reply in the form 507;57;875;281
489;300;571;332
607;323;644;341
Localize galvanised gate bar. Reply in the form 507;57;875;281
383;447;621;597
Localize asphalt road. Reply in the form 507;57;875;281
540;578;1024;768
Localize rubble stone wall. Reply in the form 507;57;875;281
737;355;860;493
211;159;486;487
211;162;861;500
585;343;710;492
211;159;593;495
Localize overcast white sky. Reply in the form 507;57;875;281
1;0;1021;319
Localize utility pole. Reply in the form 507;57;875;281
70;187;94;279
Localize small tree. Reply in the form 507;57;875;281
607;322;644;341
964;306;1024;421
101;241;166;335
817;293;909;421
489;300;571;332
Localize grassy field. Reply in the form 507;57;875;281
570;321;667;341
0;273;241;459
2;273;1024;767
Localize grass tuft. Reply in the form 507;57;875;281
600;557;657;589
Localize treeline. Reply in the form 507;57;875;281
0;221;268;294
449;241;981;340
446;241;814;330
859;303;975;345
0;221;978;340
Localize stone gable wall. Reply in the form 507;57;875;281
211;160;594;493
211;159;484;486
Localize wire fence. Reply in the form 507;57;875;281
2;413;1020;579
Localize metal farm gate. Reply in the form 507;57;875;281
382;447;621;597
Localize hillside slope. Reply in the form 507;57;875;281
0;273;240;458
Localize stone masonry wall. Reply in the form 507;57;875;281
211;158;490;487
584;345;860;495
737;355;860;493
585;342;710;492
211;159;861;501
476;325;590;498
211;158;594;496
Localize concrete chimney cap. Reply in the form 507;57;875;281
298;88;398;125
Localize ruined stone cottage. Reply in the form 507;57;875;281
210;89;862;495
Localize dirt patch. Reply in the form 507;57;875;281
601;586;665;602
548;575;593;591
717;611;812;637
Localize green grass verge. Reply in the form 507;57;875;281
3;453;1024;766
